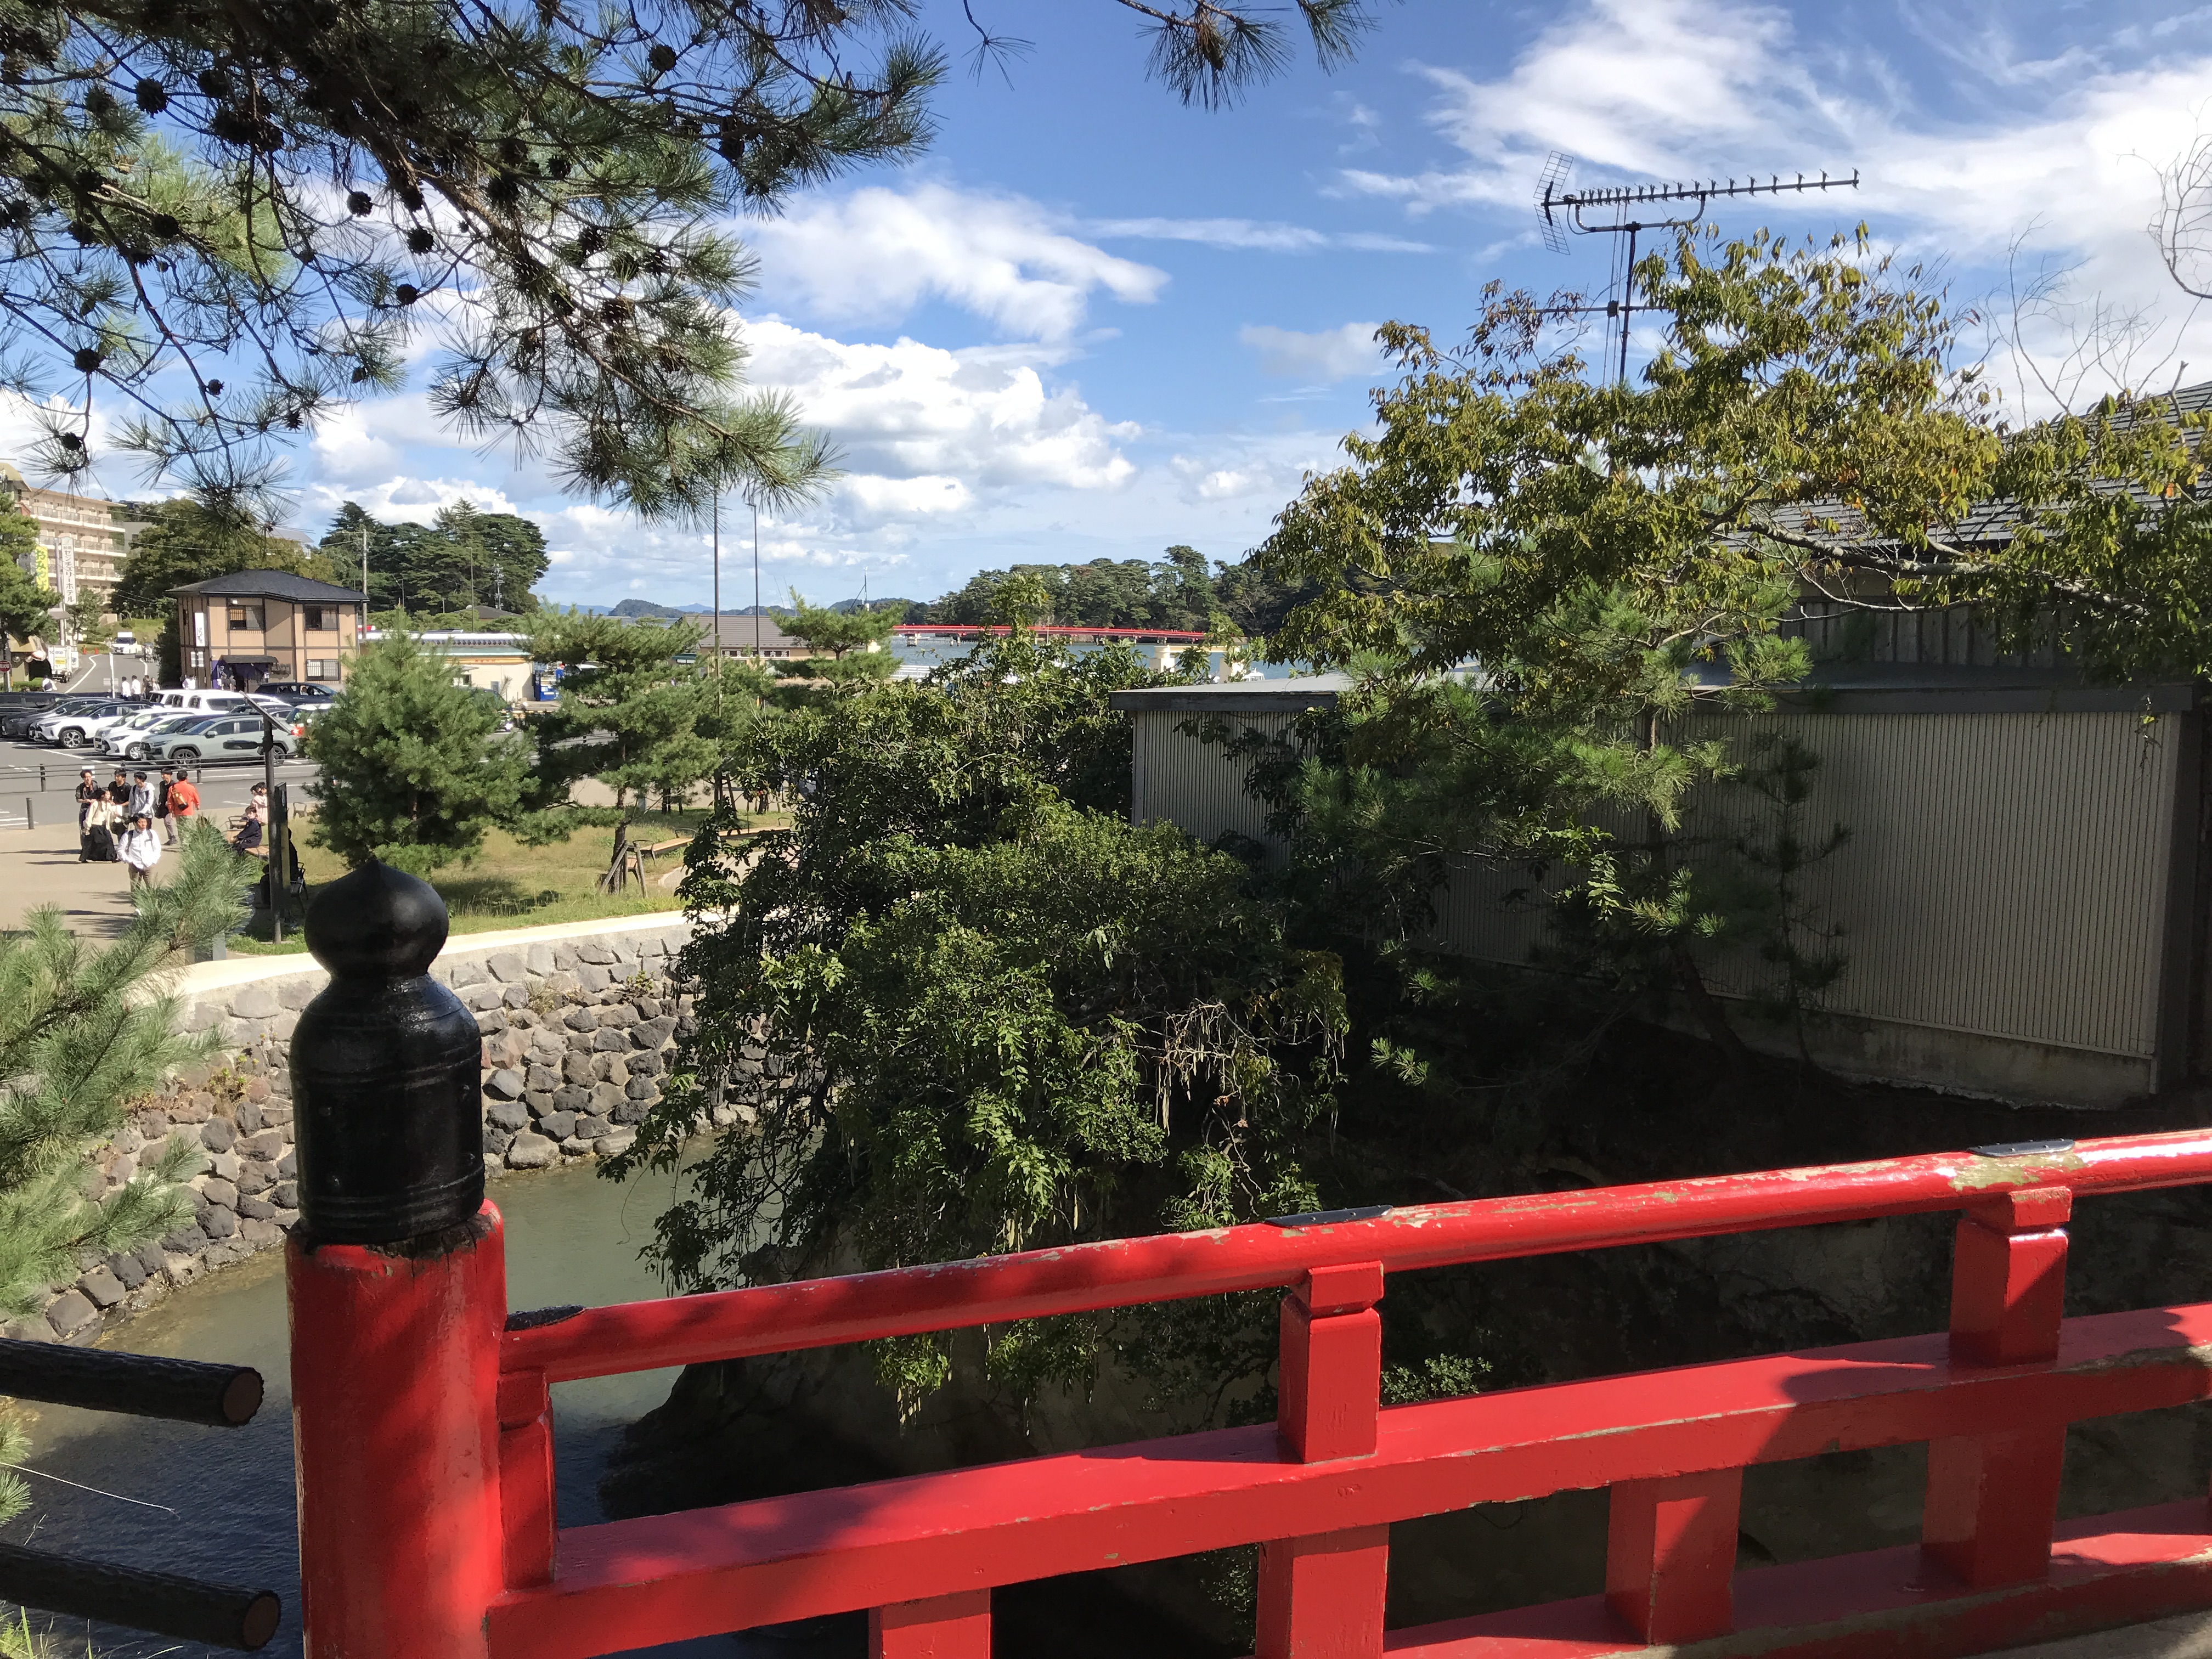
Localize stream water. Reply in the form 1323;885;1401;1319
5;1159;816;1659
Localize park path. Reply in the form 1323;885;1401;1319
0;822;159;937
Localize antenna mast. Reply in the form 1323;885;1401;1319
1534;154;1860;383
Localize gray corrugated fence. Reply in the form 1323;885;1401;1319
1114;679;2203;1107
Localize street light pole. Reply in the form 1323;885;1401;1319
712;495;720;676
751;497;761;662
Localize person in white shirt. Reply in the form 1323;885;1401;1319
127;770;154;820
119;814;161;888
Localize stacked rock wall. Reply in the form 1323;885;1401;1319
16;916;696;1348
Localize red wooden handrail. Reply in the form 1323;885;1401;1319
292;1127;2212;1659
484;1302;2212;1659
502;1131;2212;1383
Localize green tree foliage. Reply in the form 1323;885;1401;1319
320;501;548;616
112;496;338;617
524;613;714;812
0;825;240;1325
63;589;106;642
776;590;899;698
612;613;1345;1404
304;633;531;871
925;547;1222;631
0;0;1381;512
0;505;59;642
1246;228;2212;1068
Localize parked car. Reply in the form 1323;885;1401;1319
258;681;337;702
0;693;67;737
144;714;297;764
32;700;138;748
102;710;205;760
153;690;252;718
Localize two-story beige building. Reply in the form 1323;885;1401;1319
171;570;368;689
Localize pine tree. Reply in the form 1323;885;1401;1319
319;502;549;616
0;825;241;1324
304;634;532;872
0;2;1381;510
523;614;716;813
778;592;900;699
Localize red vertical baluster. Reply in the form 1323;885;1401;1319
290;1207;506;1658
496;1369;556;1589
1605;1468;1742;1642
1922;1186;2070;1589
871;1589;990;1658
1256;1261;1387;1659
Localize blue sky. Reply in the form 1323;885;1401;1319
44;0;2212;608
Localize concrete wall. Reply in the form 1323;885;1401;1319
1112;678;2204;1108
19;913;707;1348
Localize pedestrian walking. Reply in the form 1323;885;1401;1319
120;814;160;888
82;792;117;864
166;769;200;835
127;770;154;821
154;766;174;844
74;769;98;861
106;768;129;810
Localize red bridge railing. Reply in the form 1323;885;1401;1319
278;870;2212;1658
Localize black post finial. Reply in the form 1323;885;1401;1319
290;860;483;1244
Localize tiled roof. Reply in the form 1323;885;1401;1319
170;569;368;601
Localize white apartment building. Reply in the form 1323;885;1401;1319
0;461;127;610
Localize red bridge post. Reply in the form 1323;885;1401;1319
285;862;505;1657
1923;1184;2071;1589
1257;1261;1387;1659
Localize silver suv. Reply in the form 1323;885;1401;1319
144;714;297;763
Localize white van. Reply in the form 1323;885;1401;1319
156;691;250;716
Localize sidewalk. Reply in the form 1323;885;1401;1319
0;822;167;938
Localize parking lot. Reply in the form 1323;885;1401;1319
0;732;321;831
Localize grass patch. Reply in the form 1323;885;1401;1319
222;810;757;955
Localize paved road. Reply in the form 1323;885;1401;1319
0;730;319;831
59;648;154;695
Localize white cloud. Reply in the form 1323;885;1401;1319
1168;439;1341;507
1090;217;1430;254
1340;0;2212;410
1239;322;1383;382
748;182;1166;342
297;475;522;528
744;318;1140;508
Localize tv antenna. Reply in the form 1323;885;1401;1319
1533;153;1859;383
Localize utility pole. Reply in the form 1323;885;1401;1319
359;522;369;608
751;496;761;662
712;495;721;677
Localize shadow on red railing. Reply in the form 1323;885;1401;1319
294;1128;2212;1659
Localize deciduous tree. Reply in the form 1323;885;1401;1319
612;608;1344;1406
0;506;60;644
112;497;337;618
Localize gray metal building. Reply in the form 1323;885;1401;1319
1113;672;2206;1108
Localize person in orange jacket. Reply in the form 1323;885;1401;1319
165;770;201;834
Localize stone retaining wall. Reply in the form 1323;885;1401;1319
15;916;703;1348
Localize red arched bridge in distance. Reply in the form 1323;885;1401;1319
891;624;1213;647
8;861;2212;1657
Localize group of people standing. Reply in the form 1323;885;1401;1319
76;765;201;886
